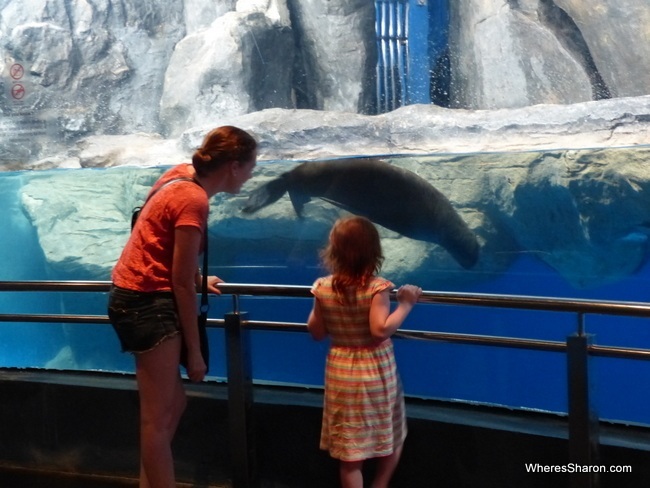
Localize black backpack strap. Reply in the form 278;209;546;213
131;176;198;231
200;230;209;317
143;176;196;206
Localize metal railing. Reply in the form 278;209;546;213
2;280;650;488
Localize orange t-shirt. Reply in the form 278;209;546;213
112;164;208;292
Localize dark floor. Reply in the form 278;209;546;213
2;370;650;488
0;465;234;488
0;467;138;488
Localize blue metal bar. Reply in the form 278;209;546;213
375;0;410;112
397;1;408;105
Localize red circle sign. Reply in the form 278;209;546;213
11;83;25;100
10;63;24;80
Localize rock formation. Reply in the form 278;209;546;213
1;0;649;290
16;96;650;290
1;0;648;164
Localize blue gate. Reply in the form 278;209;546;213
375;0;449;113
375;0;409;113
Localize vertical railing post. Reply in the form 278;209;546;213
567;313;599;488
225;309;258;488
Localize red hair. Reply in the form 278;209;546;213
192;126;257;177
320;216;384;300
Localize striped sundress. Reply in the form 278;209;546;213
311;275;407;462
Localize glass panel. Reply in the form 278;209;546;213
0;0;648;426
1;148;649;424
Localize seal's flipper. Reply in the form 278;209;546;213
242;176;289;213
289;191;311;217
320;197;357;215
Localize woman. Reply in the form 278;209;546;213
108;125;257;488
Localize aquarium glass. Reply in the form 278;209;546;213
1;0;649;428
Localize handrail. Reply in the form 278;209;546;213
1;281;650;362
0;281;113;292
1;312;648;362
2;280;650;317
2;279;647;488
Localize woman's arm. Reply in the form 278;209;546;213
195;268;224;294
307;298;328;341
172;225;206;382
369;285;422;341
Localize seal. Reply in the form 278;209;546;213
243;158;480;268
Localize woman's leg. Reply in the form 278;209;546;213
371;446;403;488
340;460;364;488
135;335;186;488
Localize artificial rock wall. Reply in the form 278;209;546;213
1;0;648;163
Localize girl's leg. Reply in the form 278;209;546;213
340;460;364;488
371;446;403;488
136;335;186;488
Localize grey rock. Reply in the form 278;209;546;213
0;0;185;151
475;146;650;288
449;0;650;108
16;97;650;289
179;95;650;161
2;0;648;166
183;0;236;32
160;9;294;137
449;0;592;109
555;0;650;98
20;165;164;279
287;0;377;113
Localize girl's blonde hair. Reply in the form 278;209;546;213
320;216;384;299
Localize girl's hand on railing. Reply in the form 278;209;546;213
396;284;422;306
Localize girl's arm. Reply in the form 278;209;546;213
370;285;422;341
307;298;328;341
172;225;207;383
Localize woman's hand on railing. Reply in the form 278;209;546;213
206;276;224;295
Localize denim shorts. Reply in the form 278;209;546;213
108;285;181;354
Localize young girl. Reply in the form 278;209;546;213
307;216;422;488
